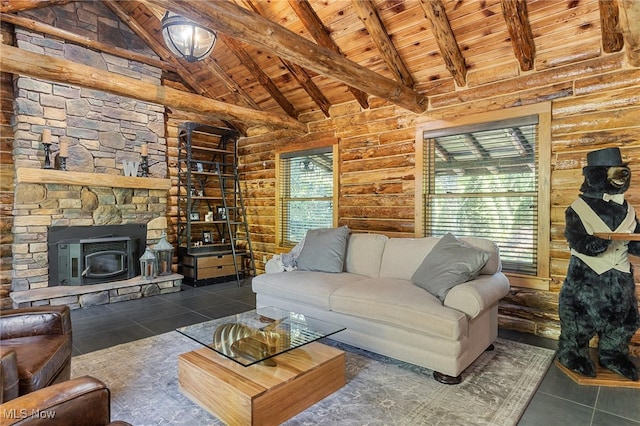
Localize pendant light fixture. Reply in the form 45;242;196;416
161;11;216;62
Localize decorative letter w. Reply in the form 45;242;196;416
122;160;140;177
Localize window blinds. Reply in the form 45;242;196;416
279;148;333;246
423;117;539;275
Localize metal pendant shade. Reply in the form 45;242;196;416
161;12;216;62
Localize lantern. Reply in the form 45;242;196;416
139;247;157;280
161;12;216;62
154;230;174;276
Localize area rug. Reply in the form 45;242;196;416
71;332;554;425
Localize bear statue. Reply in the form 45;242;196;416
558;147;640;381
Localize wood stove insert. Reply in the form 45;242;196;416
47;224;147;286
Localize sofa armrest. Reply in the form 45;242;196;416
0;376;128;426
0;306;72;340
0;348;19;403
443;273;510;318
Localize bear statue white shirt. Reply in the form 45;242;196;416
569;197;636;275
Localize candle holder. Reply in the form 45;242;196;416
59;156;67;171
140;155;149;177
43;142;53;169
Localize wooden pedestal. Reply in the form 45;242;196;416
178;341;346;425
555;358;640;389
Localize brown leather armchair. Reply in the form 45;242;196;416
0;306;72;399
0;375;132;426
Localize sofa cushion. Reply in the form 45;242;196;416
379;236;501;281
251;270;368;310
297;226;350;273
411;233;491;302
329;278;468;340
379;237;441;280
344;233;388;278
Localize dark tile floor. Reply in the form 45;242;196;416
71;280;640;425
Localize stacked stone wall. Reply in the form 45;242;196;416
13;2;165;175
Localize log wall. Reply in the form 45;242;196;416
238;51;640;349
1;22;15;310
165;107;183;254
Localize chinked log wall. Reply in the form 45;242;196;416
238;52;640;351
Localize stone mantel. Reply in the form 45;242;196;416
16;168;171;190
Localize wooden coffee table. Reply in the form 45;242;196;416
176;308;346;425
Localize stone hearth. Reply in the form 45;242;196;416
10;273;182;309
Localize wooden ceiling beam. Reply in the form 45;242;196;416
140;0;427;113
351;0;415;89
288;0;370;110
200;60;262;110
200;59;262;111
0;12;174;72
418;0;467;87
221;34;298;119
0;0;70;13
0;44;307;133
618;0;640;66
501;0;536;71
4;1;249;130
282;60;332;117
241;0;331;117
599;0;624;53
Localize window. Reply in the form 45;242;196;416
416;105;551;289
277;146;336;246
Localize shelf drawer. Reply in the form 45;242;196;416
197;254;239;268
182;254;231;267
198;264;237;279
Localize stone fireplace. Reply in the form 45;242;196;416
10;173;182;309
9;3;182;309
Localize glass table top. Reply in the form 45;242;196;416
176;307;345;366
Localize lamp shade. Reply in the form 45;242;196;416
161;12;216;62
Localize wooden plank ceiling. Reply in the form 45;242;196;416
1;0;639;134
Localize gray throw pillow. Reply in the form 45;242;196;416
411;233;490;302
297;226;350;273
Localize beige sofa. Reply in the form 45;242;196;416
252;233;510;383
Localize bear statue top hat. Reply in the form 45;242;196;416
586;147;627;167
